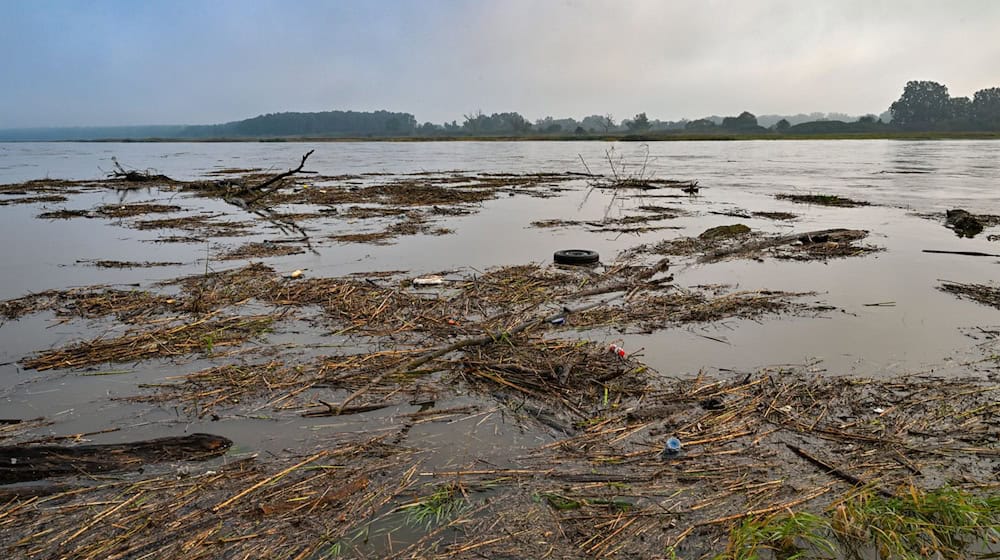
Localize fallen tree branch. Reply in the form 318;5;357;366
239;149;316;205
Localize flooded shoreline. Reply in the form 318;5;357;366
1;141;998;558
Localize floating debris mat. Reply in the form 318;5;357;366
938;281;1000;309
636;226;880;262
21;315;274;371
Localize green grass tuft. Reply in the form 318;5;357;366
400;483;467;529
717;511;835;560
718;487;1000;560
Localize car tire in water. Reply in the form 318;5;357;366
553;249;600;266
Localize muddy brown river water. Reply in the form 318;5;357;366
1;140;999;558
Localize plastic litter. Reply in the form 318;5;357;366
412;275;444;286
609;344;626;358
550;317;565;325
288;269;304;279
661;437;682;458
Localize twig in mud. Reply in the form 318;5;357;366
211;450;328;512
785;443;896;499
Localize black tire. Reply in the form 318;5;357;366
553;249;600;265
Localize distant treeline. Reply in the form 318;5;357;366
1;81;998;141
889;81;1000;131
179;110;418;138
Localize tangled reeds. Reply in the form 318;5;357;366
939;280;1000;309
775;193;870;207
3;159;996;557
3;366;997;558
219;241;305;261
132;215;254;238
0;287;173;322
0;436;420;560
387;371;1000;558
22;314;274;371
636;226;880;263
7;257;826;380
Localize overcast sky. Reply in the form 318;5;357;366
3;0;999;128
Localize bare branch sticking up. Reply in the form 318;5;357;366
240;149;316;205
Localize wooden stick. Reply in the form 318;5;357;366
924;249;1000;258
211;450;327;512
785;443;896;498
698;485;832;525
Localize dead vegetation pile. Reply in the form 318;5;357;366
0;195;68;206
130;360;310;416
28;201;181;221
95;203;182;218
4;161;584;249
7;258;829;377
5;156;990;557
4;370;996;559
376;372;1000;559
0;179;92;196
637;225;880;263
186;170;573;206
22;314;274;371
133;215;254;238
219;241;305;261
0;436;418;560
775;193;870;207
0;287;173;323
752;211;797;220
36;209;91;220
0;418;50;445
573;288;820;332
531;208;687;235
329;210;453;244
76;259;184;269
939;281;1000;309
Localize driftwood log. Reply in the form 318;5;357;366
0;433;232;484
